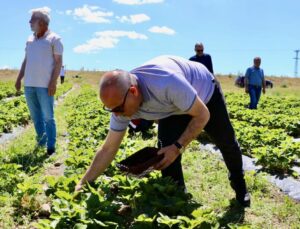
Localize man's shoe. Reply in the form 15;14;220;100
236;191;251;207
47;148;55;156
229;174;251;207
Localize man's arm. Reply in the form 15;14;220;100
208;55;214;74
75;129;126;191
48;54;62;96
245;69;250;93
177;97;210;147
155;96;210;170
262;71;266;94
245;77;249;93
15;57;26;91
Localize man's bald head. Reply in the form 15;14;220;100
100;70;132;96
99;70;138;110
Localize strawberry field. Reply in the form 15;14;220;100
0;82;72;135
0;76;300;228
0;81;23;100
225;93;300;174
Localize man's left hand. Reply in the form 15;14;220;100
262;88;266;94
154;144;181;170
48;80;57;96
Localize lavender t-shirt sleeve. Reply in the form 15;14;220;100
109;113;130;131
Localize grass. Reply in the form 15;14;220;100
0;85;75;228
183;141;300;228
2;69;300;97
216;74;300;97
1;70;300;228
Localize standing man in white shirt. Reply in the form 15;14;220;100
15;8;63;155
60;65;66;84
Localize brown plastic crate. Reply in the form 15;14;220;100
117;147;164;176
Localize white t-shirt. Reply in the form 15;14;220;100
60;68;65;76
24;30;63;88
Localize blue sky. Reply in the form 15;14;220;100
1;0;300;76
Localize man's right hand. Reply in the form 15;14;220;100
15;79;21;91
245;87;249;94
75;181;84;192
75;129;125;192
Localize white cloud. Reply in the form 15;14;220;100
148;26;175;35
117;13;150;24
95;31;148;39
65;10;72;15
56;10;64;15
113;0;164;5
74;30;148;53
29;6;51;14
0;65;11;70
66;5;113;23
60;26;72;33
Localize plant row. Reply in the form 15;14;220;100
0;81;23;100
0;82;73;135
34;86;221;228
232;119;300;174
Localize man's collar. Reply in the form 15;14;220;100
34;29;50;39
133;73;150;103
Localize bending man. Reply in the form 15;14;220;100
76;55;250;207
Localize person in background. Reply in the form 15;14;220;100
60;65;66;84
15;8;63;155
189;42;214;74
245;57;266;109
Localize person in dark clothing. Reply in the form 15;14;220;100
189;43;214;74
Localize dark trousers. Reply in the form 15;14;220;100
60;76;65;84
248;85;261;109
158;84;243;187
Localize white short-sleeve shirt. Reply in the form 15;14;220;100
24;30;63;88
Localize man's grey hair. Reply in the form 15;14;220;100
195;42;204;48
30;7;51;25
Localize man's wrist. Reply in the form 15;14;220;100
50;79;57;84
80;177;88;185
174;141;183;149
173;141;185;154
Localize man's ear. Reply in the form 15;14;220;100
129;85;139;96
38;20;43;27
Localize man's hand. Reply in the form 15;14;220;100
262;88;266;94
154;144;180;170
15;79;21;91
75;181;84;192
74;130;125;193
245;87;249;94
48;80;57;96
